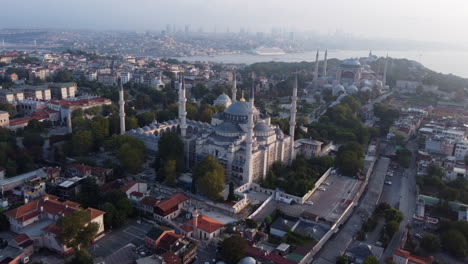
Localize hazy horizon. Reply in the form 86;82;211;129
1;0;467;48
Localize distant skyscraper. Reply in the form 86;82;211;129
166;24;171;33
289;32;295;41
185;25;190;34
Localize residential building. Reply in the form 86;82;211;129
454;140;468;159
0;111;9;127
294;138;324;159
154;193;189;221
4;194;105;255
49;82;77;99
64;164;112;185
0;90;24;103
180;210;224;241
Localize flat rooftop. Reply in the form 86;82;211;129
303;174;361;223
20;219;54;237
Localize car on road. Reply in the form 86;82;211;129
385;181;392;185
415;233;422;239
317;187;326;191
386;172;393;177
305;201;314;205
323;182;331;186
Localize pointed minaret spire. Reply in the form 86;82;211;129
383;54;389;87
244;72;256;183
118;78;126;135
178;75;187;137
323;49;328;77
289;73;298;163
314;50;320;88
232;72;237;102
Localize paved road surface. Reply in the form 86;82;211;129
381;140;418;261
312;158;389;264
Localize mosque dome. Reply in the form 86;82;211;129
341;59;361;67
254;122;274;137
332;84;345;96
216;121;241;134
346;85;358;94
213;93;232;107
238;257;256;264
224;101;259;118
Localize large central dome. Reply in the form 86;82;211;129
224;101;259;117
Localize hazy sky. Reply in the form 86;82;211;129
2;0;468;46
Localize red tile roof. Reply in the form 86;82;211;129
161;252;181;264
86;207;105;220
141;196;160;207
245;246;297;264
121;181;144;193
158;232;182;251
393;248;433;264
156;193;188;212
180;214;224;234
13;234;30;244
42;223;62;235
130;191;144;198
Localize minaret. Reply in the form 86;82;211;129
232;73;237;102
67;111;73;134
322;49;328;77
118;78;126;135
314;50;319;87
289;74;298;163
244;73;255;183
178;75;187;137
383;54;389;87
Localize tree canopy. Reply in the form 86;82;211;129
220;235;247;264
194;155;225;200
56;210;99;250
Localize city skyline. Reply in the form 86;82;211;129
1;0;468;48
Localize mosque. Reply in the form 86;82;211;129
127;74;298;185
312;50;389;102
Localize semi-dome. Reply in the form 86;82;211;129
224;101;259;117
217;121;241;133
346;85;358;94
332;84;345;96
341;59;361;67
254;122;274;137
238;257;256;264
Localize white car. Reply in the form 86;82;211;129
305;201;314;205
318;187;326;191
323;182;331;186
385;181;392;185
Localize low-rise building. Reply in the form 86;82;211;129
154;193;189;221
0;110;9;127
0;90;24;103
180;210;224;241
4;194;105;255
49;82;77;99
392;248;433;264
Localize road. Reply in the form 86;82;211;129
313;157;389;264
380;140;418;261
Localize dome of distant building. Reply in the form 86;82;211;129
332;84;345;96
341;59;361;67
213;93;232;107
238;257;256;264
346;85;358;94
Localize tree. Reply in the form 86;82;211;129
0;211;10;231
385;220;399;237
89;115;110;147
69;249;94;264
117;143;145;174
194;155;225;200
384;208;404;223
336;255;349;264
220;235;247;264
72;130;94;155
54;69;73;82
23;133;44;148
245;219;258;229
421;233;441;252
56;210;99;250
441;229;467;258
164;159;178;186
0;102;16;116
363;256;378;264
156;132;184;172
77;177;100;208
